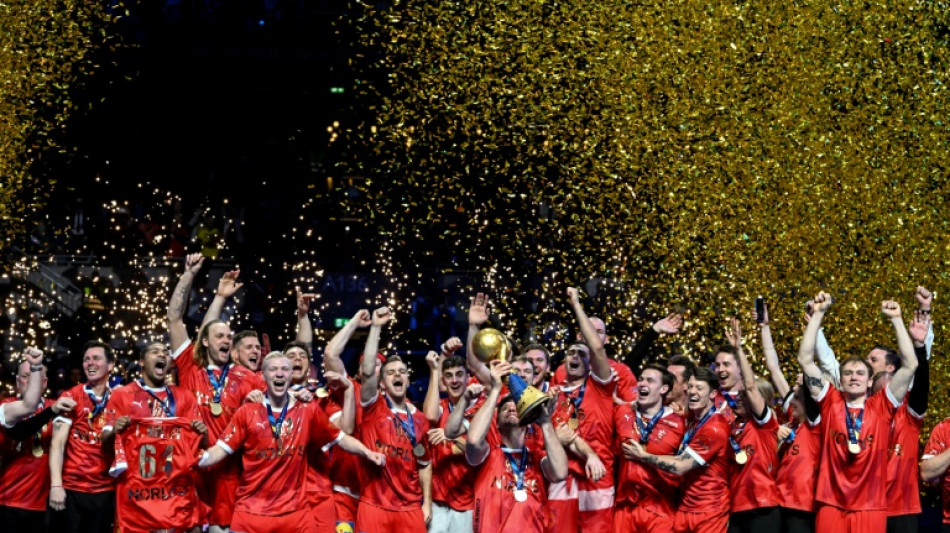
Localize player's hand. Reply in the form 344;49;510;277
537;392;558;426
52;396;77;415
191;419;208;435
353;309;372;328
567;287;581;308
585;453;606;481
296;287;317;317
777;424;792;442
813;292;833;314
487;360;511;390
50;486;66;511
653;313;683;335
621;439;647;461
291;388;314;403
216;270;243;298
245;390;264;404
881;300;902;320
325;370;350;390
725;317;742;347
442;337;463;354
423;500;432;526
366;451;386;466
427;428;448;446
909;310;931;347
23;347;43;366
425;350;442;372
184;252;204;275
468;293;490;326
916;286;934;311
114;416;131;434
372;307;392;327
464;383;484;401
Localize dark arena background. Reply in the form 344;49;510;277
1;0;950;528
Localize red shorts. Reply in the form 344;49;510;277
355;501;426;533
334;490;359;531
547;474;614;533
673;508;729;533
308;494;336;532
199;456;240;526
816;504;886;533
613;503;673;533
230;508;318;533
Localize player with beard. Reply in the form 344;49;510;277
0;348;75;532
48;340;118;533
614;363;687;533
106;342;207;533
358;307;433;532
422;341;480;533
167;253;266;532
546;288;617;533
799;292;918;533
200;351;384;533
723;318;781;532
624;366;732;533
463;360;567;533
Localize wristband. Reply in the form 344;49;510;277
30;364;43;372
50;485;63;489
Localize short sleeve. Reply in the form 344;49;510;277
217;405;248;454
684;421;727;466
309;403;344;452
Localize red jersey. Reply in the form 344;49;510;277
678;410;732;513
730;409;781;512
886;399;924;516
305;391;339;506
55;383;116;493
923;417;950;525
713;390;738;425
110;417;204;531
471;444;550;533
551;372;616;489
0;398;54;510
813;382;899;511
613;403;685;516
172;341;266;442
552;359;637;402
218;398;343;516
776;417;820;512
357;392;430;511
431;396;481;511
106;381;202;429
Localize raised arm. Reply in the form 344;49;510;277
907;311;931;416
327;370;356;434
464;360;507;466
621;312;683;373
799;291;831;398
202;269;243;328
359;307;391;405
168;253;204;349
728;318;766;417
538;395;568;483
324;309;371;375
881;300;919;402
422;350;444;424
445;383;484;439
567;287;611;382
758;303;791;399
465;293;492;386
295;287;317;350
6;348;47;425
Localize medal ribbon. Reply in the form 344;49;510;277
266;399;290;441
677;408;714;455
84;385;111;419
385;395;418;447
563;383;587;426
503;444;529;491
720;389;738;411
206;364;231;404
845;405;864;447
636;408;665;445
140;381;177;417
729;420;747;455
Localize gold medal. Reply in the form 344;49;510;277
848;442;861;454
32;443;44;458
568;418;579;430
513;489;528;502
316;387;329;398
210;401;223;417
734;449;748;465
413;443;426;458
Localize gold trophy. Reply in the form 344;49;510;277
471;328;550;426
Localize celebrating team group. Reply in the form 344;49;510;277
0;252;947;533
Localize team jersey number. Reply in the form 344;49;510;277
138;444;174;479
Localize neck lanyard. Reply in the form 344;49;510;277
266;398;290;441
636;407;665;445
139;381;176;417
729;419;747;455
563;383;587;424
385;395;418;446
845;404;864;445
84;385;110;419
720;389;738;410
503;444;529;491
678;408;714;455
206;364;231;403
